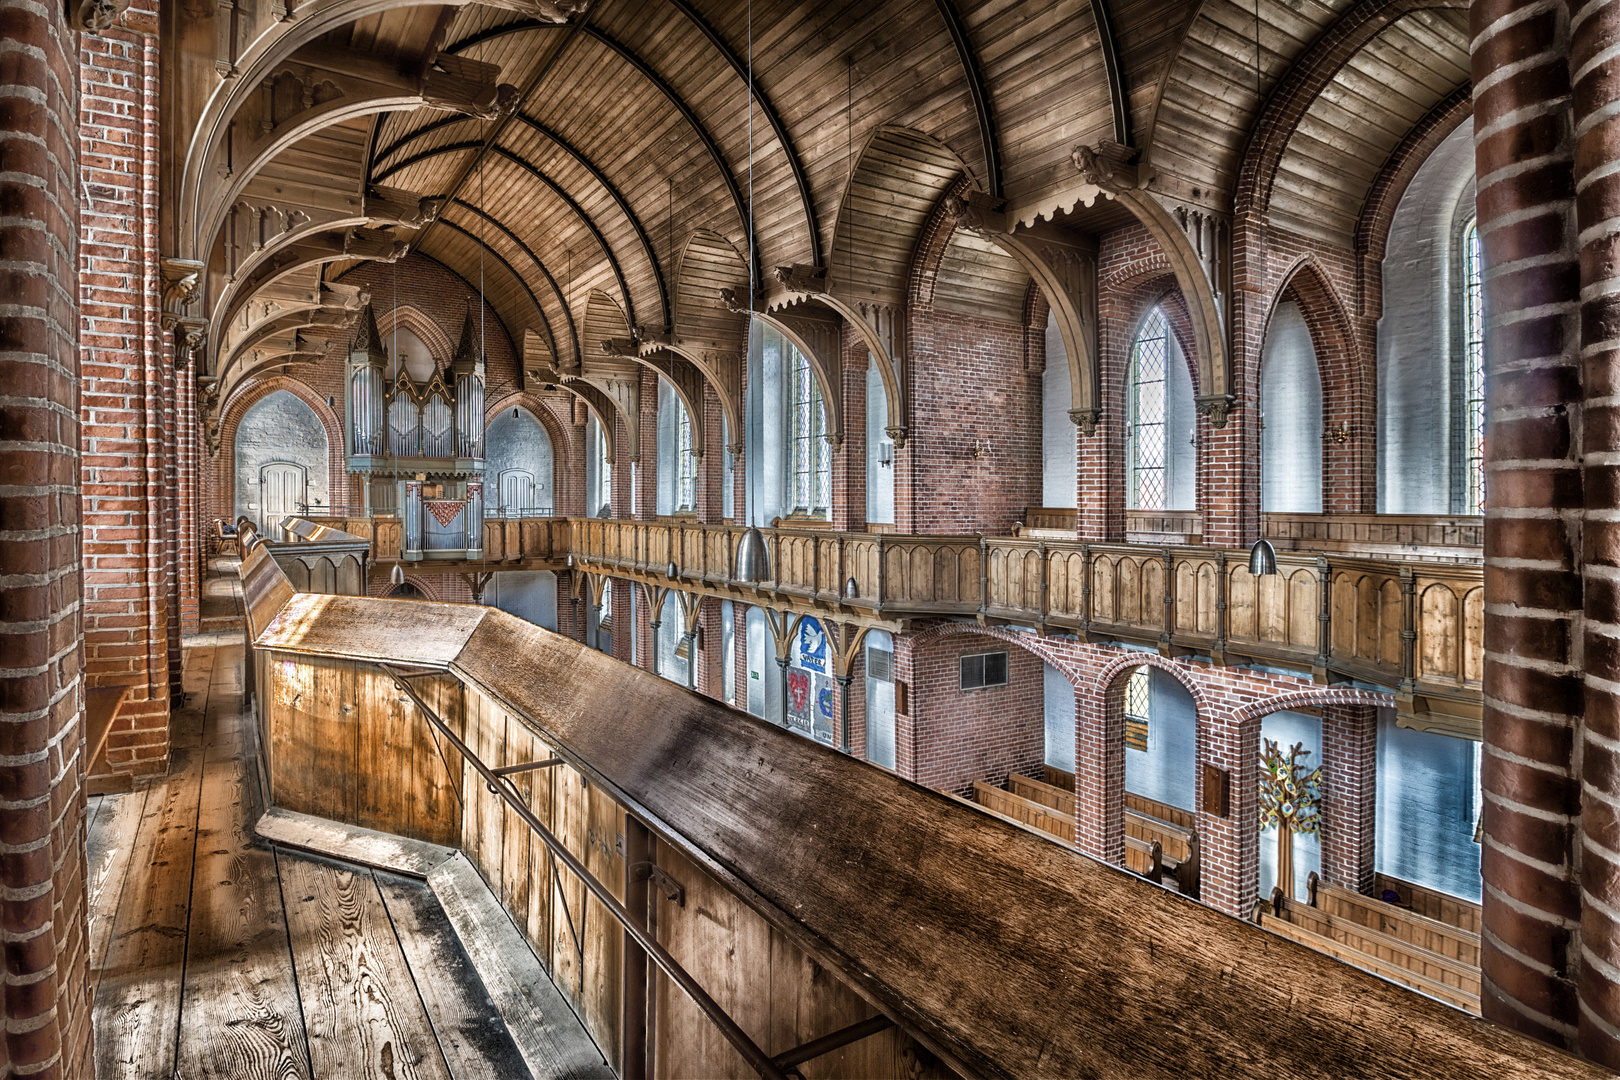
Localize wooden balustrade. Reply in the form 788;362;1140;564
292;513;1485;734
1264;513;1484;561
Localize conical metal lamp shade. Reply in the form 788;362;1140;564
735;526;770;583
1248;538;1278;576
391;562;405;586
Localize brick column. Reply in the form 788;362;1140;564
0;0;91;1071
1471;0;1584;1047
635;368;657;521
1198;710;1263;918
1074;679;1124;865
1320;703;1377;894
79;0;170;777
1571;0;1620;1063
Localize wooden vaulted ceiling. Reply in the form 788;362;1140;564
181;0;1475;405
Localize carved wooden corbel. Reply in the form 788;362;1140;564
421;55;517;120
943;191;1008;233
174;317;209;370
482;0;592;21
1071;140;1141;192
602;338;639;358
772;264;826;295
69;0;125;31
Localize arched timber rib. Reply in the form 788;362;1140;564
933;0;1002;198
442;18;760;296
432;214;569;368
1088;0;1133;147
660;0;820;267
371;113;670;325
376;141;636;333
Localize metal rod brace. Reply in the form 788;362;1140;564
630;862;685;907
773;1015;896;1069
493;757;564;776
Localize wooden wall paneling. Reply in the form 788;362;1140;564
652;843;772;1079
1195;560;1218;634
551;763;590;1010
1419;582;1460;683
502;719;536;941
527;733;558;977
1288;568;1316;648
767;926;917;1078
1258;571;1287;643
1228;565;1255;640
357;664;409;837
1093;555;1115;623
581;787;625;1074
1463;587;1483;684
1379;579;1403;669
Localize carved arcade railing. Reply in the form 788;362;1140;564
299;513;1483;734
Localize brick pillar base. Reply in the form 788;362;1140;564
1321;704;1377;894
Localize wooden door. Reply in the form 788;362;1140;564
499;469;534;515
260;463;306;532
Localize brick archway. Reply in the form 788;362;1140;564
215;375;346;523
486;391;579;515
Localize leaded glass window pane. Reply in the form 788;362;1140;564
790;345;831;516
1464;222;1486;515
677;402;694;512
1125;667;1150;752
1131;309;1169;511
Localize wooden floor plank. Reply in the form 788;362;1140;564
428;854;612;1080
375;871;533;1080
92;746;206;1080
174;747;311;1080
278;853;453;1080
255;807;457;881
85;787;150;989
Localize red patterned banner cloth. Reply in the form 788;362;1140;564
424;499;466;527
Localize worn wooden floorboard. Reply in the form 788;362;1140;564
277;853;453;1080
174;742;311;1080
85;787;150;999
375;870;534;1080
92;744;205;1080
428;853;613;1080
255;807;456;881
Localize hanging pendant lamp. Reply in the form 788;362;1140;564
1248;538;1277;577
391;562;405;586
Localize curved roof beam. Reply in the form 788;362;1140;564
375;140;636;333
933;0;1002;198
441;199;575;367
1232;0;1464;221
1086;0;1133;148
659;0;820;266
371;112;670;324
443;19;760;296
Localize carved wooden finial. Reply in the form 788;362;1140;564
450;299;481;371
351;302;387;362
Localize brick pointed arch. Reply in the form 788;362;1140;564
1265;256;1371;513
376;303;457;367
486;391;579;515
214;375;345;523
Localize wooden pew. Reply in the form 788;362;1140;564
1309;874;1480;967
972;781;1074;845
1255;890;1481;1015
1374;873;1482;934
1008;773;1200;897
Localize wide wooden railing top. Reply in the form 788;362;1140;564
237;545;1598;1080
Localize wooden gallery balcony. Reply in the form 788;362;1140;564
231;524;1587;1079
305;512;1485;737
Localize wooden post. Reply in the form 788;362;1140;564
1277;826;1294;903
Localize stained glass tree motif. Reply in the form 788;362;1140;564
1259;738;1324;902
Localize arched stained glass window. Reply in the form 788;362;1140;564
1463;221;1485;514
1129;308;1169;510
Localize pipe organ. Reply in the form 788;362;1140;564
346;303;487;561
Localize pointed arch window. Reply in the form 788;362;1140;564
791;346;830;516
677;401;695;513
1128;308;1169;511
1463;221;1485;514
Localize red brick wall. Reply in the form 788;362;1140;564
2;0;92;1069
79;0;173;778
908;632;1046;796
903;308;1043;535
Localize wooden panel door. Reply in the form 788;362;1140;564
260;463;306;532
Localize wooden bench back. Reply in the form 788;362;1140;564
1374;873;1481;934
1312;878;1481;966
972;782;1075;845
